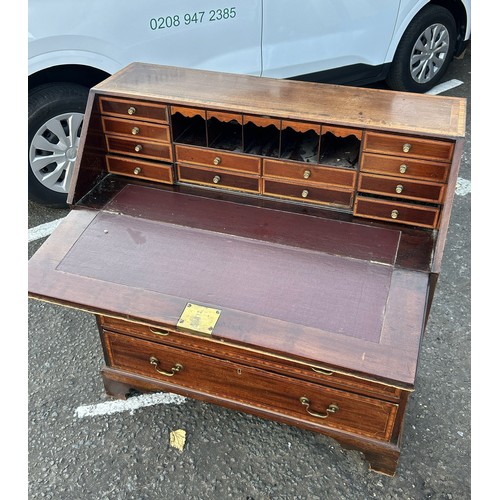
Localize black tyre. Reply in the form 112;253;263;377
386;5;457;93
28;83;89;207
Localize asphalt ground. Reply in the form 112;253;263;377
26;49;472;499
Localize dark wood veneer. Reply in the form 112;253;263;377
29;63;466;476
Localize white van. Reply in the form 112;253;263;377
28;0;470;206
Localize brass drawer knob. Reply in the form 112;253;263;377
301;190;309;198
133;167;142;175
395;184;404;194
128;106;136;115
134;144;143;152
299;396;339;419
303;170;311;179
213;175;221;184
402;143;411;153
399;164;407;174
131;126;140;135
391;209;399;219
149;356;183;377
213;156;221;166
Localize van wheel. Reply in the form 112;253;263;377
386;5;457;93
28;83;89;207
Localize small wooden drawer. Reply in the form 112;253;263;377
98;315;403;402
360;153;450;182
358;173;446;204
178;164;260;194
263;159;356;188
354;196;440;228
106;155;173;184
102;117;170;143
263;179;353;207
364;132;454;162
104;331;399;441
100;97;168;123
105;136;172;162
175;145;260;174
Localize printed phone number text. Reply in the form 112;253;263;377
149;8;236;30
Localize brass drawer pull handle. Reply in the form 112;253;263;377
391;209;399;219
299;396;339;419
402;143;411;153
399;164;407;174
149;356;183;377
133;167;141;175
213;156;221;166
128;106;136;115
213;175;221;184
311;367;334;376
395;184;404;194
134;144;143;152
303;170;311;179
149;327;169;336
132;126;140;135
301;190;309;198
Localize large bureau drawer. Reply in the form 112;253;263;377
104;331;399;441
98;315;403;401
364;132;454;162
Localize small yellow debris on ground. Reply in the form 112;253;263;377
169;429;186;451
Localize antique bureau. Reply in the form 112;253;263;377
28;63;466;475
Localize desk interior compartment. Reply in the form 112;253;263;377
171;106;207;146
279;121;320;163
207;111;243;152
319;126;361;168
243;115;280;157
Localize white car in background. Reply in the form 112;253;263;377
28;0;471;207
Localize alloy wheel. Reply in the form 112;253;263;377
29;112;84;194
410;23;450;84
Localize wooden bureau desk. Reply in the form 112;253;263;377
28;63;466;475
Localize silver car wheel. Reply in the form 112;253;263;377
29;112;84;194
410;23;450;84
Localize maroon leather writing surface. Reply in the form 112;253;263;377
58;209;392;342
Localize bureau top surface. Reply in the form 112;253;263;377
93;62;466;138
28;185;429;387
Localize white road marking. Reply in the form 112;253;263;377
426;79;464;95
28;217;65;243
75;392;187;418
455;177;471;196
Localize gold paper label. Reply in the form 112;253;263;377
177;303;221;335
